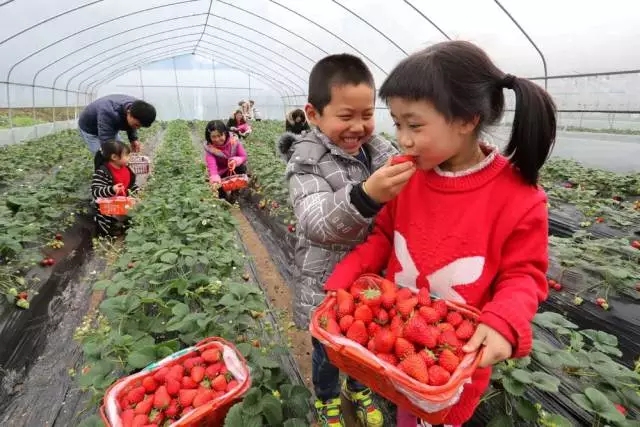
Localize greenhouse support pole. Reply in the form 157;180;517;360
172;58;183;119
248;73;252;100
6;84;14;144
139;67;145;100
212;58;220;118
75;91;80;120
31;85;38;138
52;87;56;123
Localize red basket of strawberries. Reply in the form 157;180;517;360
309;274;483;425
100;337;251;427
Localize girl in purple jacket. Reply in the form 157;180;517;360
204;120;248;203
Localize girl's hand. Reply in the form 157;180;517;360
112;183;125;194
463;323;513;368
228;159;237;169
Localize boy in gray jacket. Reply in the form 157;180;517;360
279;54;415;427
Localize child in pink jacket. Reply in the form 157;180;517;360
204;120;248;203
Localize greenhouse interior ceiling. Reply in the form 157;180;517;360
1;0;639;168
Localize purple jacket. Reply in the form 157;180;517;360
204;135;248;183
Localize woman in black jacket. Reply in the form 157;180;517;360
285;109;310;135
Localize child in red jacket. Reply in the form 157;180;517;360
324;40;556;427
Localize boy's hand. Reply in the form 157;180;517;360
363;160;416;203
463;323;513;368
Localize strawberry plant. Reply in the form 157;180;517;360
482;311;640;426
75;121;310;425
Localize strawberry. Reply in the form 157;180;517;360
181;376;198;389
126;386;146;405
132;414;149;427
390;154;417;165
219;365;228;375
349;276;378;300
183;357;202;373
388;308;397;318
378;277;398;294
193;390;214;407
416;288;431;307
148;409;164;425
165;400;180;419
390;315;404;337
322;316;341;335
121;409;135;426
354;305;374;323
439;349;460;373
375;308;389;325
191;366;205;383
211;374;227;391
438;322;455;333
381;292;396;309
134;397;154;415
153;385;171;409
181;406;194;417
337;298;355;318
455;320;475;341
418;306;440;324
438;330;461;350
169;364;184;378
446;311;463;327
368;322;381;337
432;300;448;320
397;297;418;318
374;328;396;353
201;348;221;363
396;288;414;301
428;365;451;386
336;289;353;305
346;320;369;346
398;354;429;383
178;389;198;407
394;337;415;359
152;367;169;383
166;378;181;397
339;315;354;333
418;349;437;367
403;315;436;349
206;363;222;379
360;288;382;309
367;339;376;352
614;403;627;416
142;376;157;393
376;353;398;366
226;380;239;391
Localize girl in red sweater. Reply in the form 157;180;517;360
324;40;556;427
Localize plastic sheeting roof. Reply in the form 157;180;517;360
1;0;639;98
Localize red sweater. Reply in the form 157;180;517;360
324;148;549;424
106;162;131;193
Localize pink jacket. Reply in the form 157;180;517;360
204;135;247;183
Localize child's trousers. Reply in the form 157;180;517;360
311;338;365;401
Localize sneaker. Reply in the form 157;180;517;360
314;397;344;427
341;380;384;427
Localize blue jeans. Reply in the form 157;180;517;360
312;338;365;401
78;127;121;155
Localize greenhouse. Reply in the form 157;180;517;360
0;1;639;426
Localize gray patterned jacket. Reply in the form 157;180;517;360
278;129;397;328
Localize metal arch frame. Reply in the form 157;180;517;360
0;0;16;6
194;0;214;53
208;13;317;63
0;0;103;45
197;38;307;85
78;40;305;95
64;37;202;93
85;47;297;99
493;0;548;89
267;0;388;75
331;0;407;55
403;0;451;40
200;25;310;73
86;50;290;112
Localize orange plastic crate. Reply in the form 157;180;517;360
96;196;137;216
100;337;251;427
310;274;483;424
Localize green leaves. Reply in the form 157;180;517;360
571;388;626;422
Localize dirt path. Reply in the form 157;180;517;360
231;208;314;390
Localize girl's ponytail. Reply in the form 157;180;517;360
502;75;557;186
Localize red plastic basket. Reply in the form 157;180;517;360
100;337;251;427
220;165;248;193
310;274;483;424
96;195;137;216
128;155;150;175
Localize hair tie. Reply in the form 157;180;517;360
501;74;516;89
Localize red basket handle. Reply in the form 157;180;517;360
115;187;126;196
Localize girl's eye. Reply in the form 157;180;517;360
409;124;422;129
392;122;400;128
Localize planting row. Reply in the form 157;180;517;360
237;120;640;426
75;120;310;426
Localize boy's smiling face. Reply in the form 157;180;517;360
305;83;375;155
